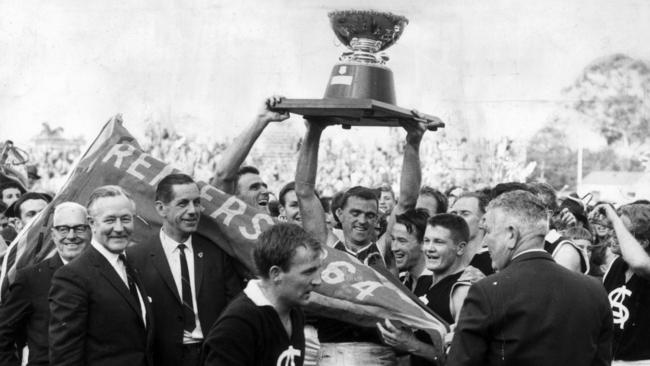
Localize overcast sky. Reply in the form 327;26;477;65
1;0;649;145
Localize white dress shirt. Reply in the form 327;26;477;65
159;229;204;343
91;240;147;326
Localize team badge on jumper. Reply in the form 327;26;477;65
277;345;301;366
608;285;631;329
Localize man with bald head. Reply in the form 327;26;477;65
0;202;90;366
447;190;613;366
49;186;153;366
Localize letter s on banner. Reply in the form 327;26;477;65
240;213;274;240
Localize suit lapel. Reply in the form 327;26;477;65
193;238;204;295
150;237;182;304
131;268;153;331
47;254;64;273
88;246;145;325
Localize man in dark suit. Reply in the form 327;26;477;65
447;190;613;366
49;186;153;366
0;202;90;366
128;173;242;366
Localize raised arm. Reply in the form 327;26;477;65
597;204;650;278
212;96;289;193
378;117;427;262
294;120;336;246
393;117;427;217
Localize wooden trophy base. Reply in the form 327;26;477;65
273;98;445;131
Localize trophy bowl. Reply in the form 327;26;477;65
272;9;444;131
328;10;409;53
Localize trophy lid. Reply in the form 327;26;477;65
328;10;409;51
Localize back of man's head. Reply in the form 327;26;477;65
253;223;321;279
490;182;538;202
529;182;559;214
155;173;196;203
487;190;548;240
427;213;470;244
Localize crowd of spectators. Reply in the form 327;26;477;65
14;123;531;200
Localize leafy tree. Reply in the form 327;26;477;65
526;126;576;189
560;54;650;153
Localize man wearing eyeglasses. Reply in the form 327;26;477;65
128;173;242;366
0;202;90;366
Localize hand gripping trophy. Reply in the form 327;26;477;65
275;9;445;130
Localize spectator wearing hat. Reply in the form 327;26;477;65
25;165;41;190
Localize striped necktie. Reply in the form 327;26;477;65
178;244;196;332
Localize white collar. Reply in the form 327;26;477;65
340;241;375;255
544;229;561;243
512;248;547;260
159;229;193;255
91;239;122;266
243;279;274;307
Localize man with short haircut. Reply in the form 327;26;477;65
295;118;428;361
392;209;431;297
597;203;650;362
529;182;589;273
378;213;468;365
212;96;289;210
0;182;24;207
378;185;397;214
492;182;589;274
233;166;270;210
203;223;322;366
0;202;90;366
278;181;301;224
416;186;448;217
128;173;242;366
49;186;153;366
447;190;613;366
420;214;468;324
4;192;51;233
449;192;493;276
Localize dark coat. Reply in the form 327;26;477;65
0;255;63;366
447;251;613;366
49;245;154;366
127;234;242;366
